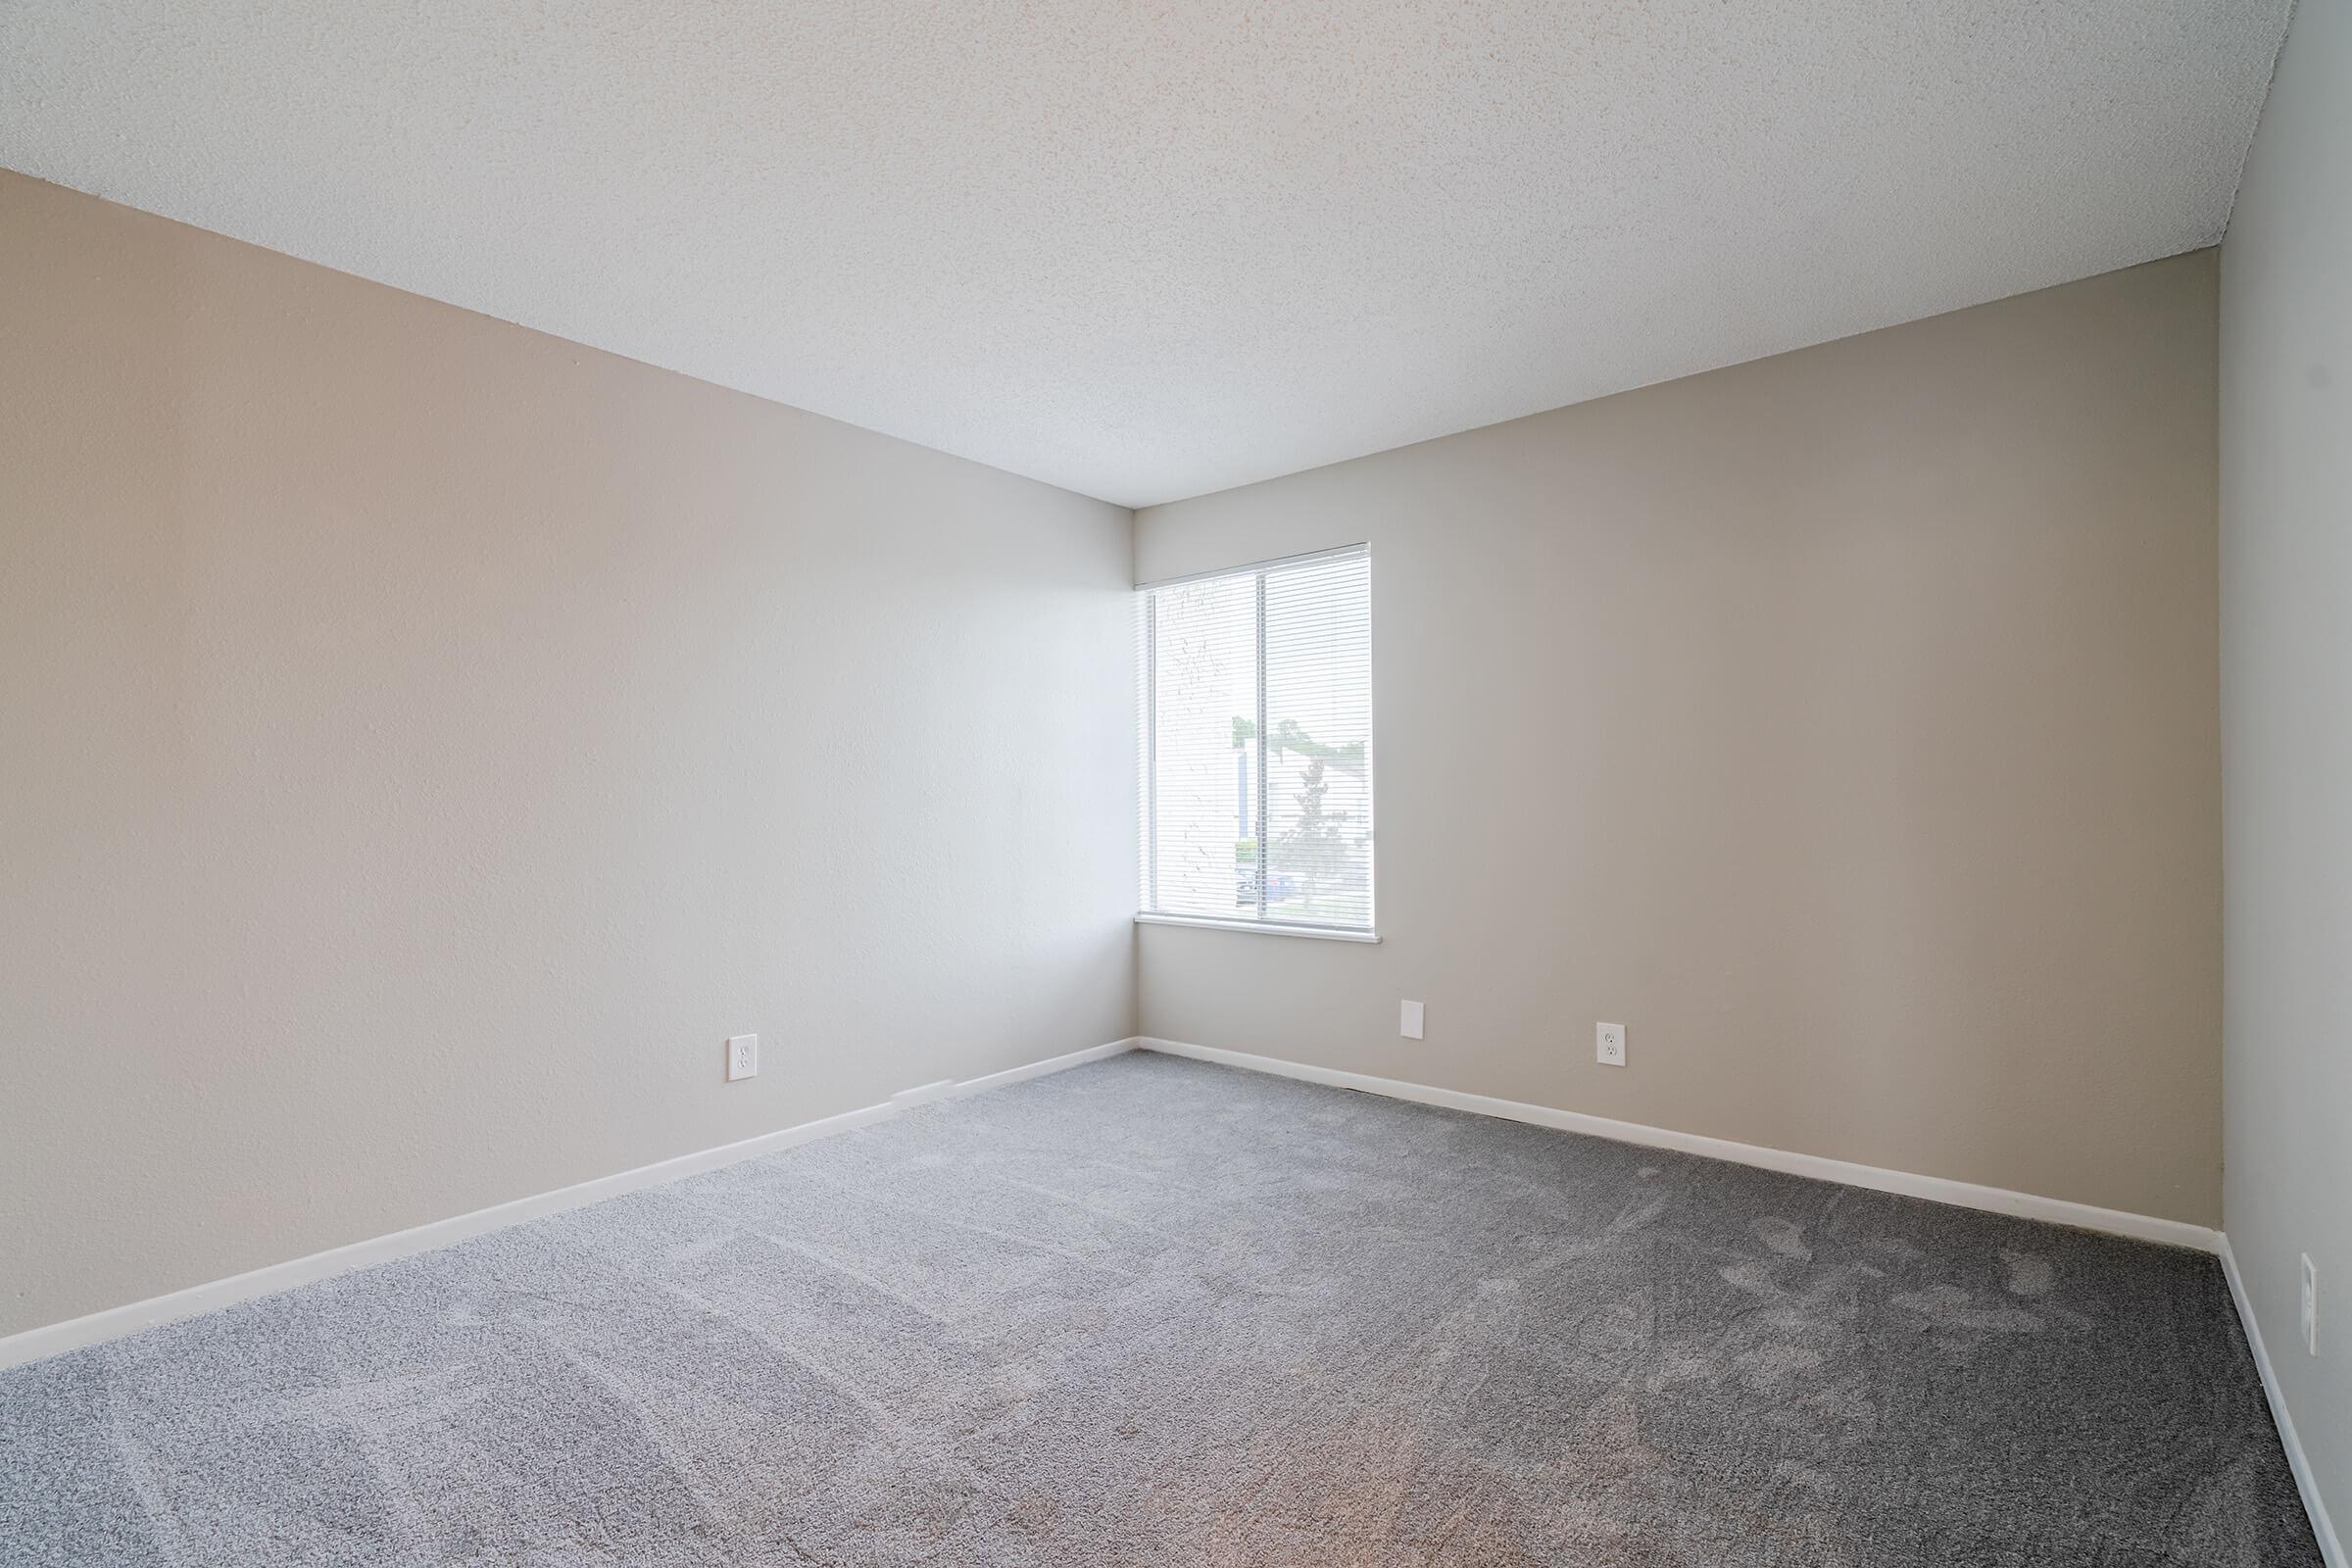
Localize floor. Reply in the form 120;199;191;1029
0;1052;2320;1566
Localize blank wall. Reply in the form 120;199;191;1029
1136;252;2223;1227
2220;0;2352;1528
0;173;1138;1339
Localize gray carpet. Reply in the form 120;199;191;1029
0;1052;2320;1566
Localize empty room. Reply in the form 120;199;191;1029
1;1;2345;1562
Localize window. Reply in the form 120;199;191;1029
1137;545;1374;937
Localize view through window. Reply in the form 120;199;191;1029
1138;546;1373;933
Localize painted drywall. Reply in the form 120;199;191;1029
1136;253;2223;1227
0;172;1137;1340
2220;0;2352;1534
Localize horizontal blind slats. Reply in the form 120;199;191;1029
1139;547;1373;933
1144;571;1259;920
1263;551;1373;931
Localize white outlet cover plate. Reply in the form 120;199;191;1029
1596;1022;1627;1067
726;1034;760;1082
1399;1001;1424;1042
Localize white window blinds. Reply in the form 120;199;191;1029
1138;545;1373;933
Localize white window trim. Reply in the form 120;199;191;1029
1136;543;1375;938
1133;912;1382;943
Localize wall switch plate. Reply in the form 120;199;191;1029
1595;1022;1627;1067
1399;1001;1425;1041
2302;1253;2320;1356
726;1034;759;1082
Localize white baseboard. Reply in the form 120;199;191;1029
1137;1037;2220;1252
952;1036;1135;1097
1142;1039;2351;1554
19;1033;2318;1552
0;1037;1140;1373
2219;1235;2345;1567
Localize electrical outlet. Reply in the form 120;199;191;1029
1399;1001;1425;1041
725;1034;759;1082
2302;1253;2320;1356
1595;1022;1627;1067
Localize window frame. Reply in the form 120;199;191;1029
1135;543;1377;942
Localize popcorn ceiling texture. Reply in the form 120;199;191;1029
0;0;2289;506
0;1054;2322;1565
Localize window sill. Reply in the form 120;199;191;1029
1134;913;1381;944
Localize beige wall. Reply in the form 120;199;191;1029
0;165;2232;1347
0;173;1137;1339
1137;253;2223;1226
2221;0;2352;1530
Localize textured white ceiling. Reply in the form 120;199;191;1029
0;2;2288;507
